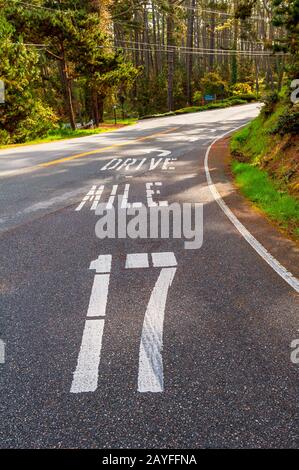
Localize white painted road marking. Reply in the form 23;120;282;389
70;319;105;393
204;127;299;293
106;184;118;209
89;254;112;273
144;149;171;157
162;157;177;170
99;156;178;173
71;251;178;394
75;185;97;211
90;185;104;211
146;182;168;207
125;251;178;392
138;267;177;393
125;253;149;269
76;183;169;210
152;252;177;268
0;339;5;364
71;255;112;393
87;274;110;317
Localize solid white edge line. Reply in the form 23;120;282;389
204;124;299;294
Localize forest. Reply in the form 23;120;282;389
0;0;298;144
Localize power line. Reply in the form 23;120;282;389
103;44;285;57
178;5;267;22
112;34;273;49
111;39;281;56
11;40;285;57
112;38;271;51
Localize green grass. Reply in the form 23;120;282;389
230;116;269;160
103;117;137;125
232;160;299;240
0;118;137;148
230;102;287;163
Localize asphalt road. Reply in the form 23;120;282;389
0;103;298;449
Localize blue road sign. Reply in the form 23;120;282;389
204;94;215;101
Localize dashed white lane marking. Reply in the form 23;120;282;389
125;253;149;269
138;267;177;393
152;252;177;268
204;126;299;293
70;319;105;393
87;274;110;317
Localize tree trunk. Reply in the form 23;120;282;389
231;1;238;84
186;0;196;105
209;11;215;71
98;95;104;123
254;57;260;95
60;42;76;130
92;90;100;127
167;1;175;111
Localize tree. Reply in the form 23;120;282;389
200;72;229;98
0;8;57;143
186;0;196;105
167;0;175;111
272;0;299;78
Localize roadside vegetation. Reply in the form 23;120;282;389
140;95;255;120
229;0;299;241
231;94;299;240
0;1;298;247
232;160;299;240
0;118;137;148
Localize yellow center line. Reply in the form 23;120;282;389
39;127;179;168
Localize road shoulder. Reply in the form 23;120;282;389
209;135;299;279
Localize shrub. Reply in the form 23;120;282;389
231;82;252;95
193;90;203;104
262;92;279;116
200;72;229;99
0;129;11;145
273;109;299;135
232;93;257;101
14;100;58;142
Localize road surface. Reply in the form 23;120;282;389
0;103;298;448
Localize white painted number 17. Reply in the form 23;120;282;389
71;252;178;394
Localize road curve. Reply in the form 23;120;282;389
0;103;298;449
